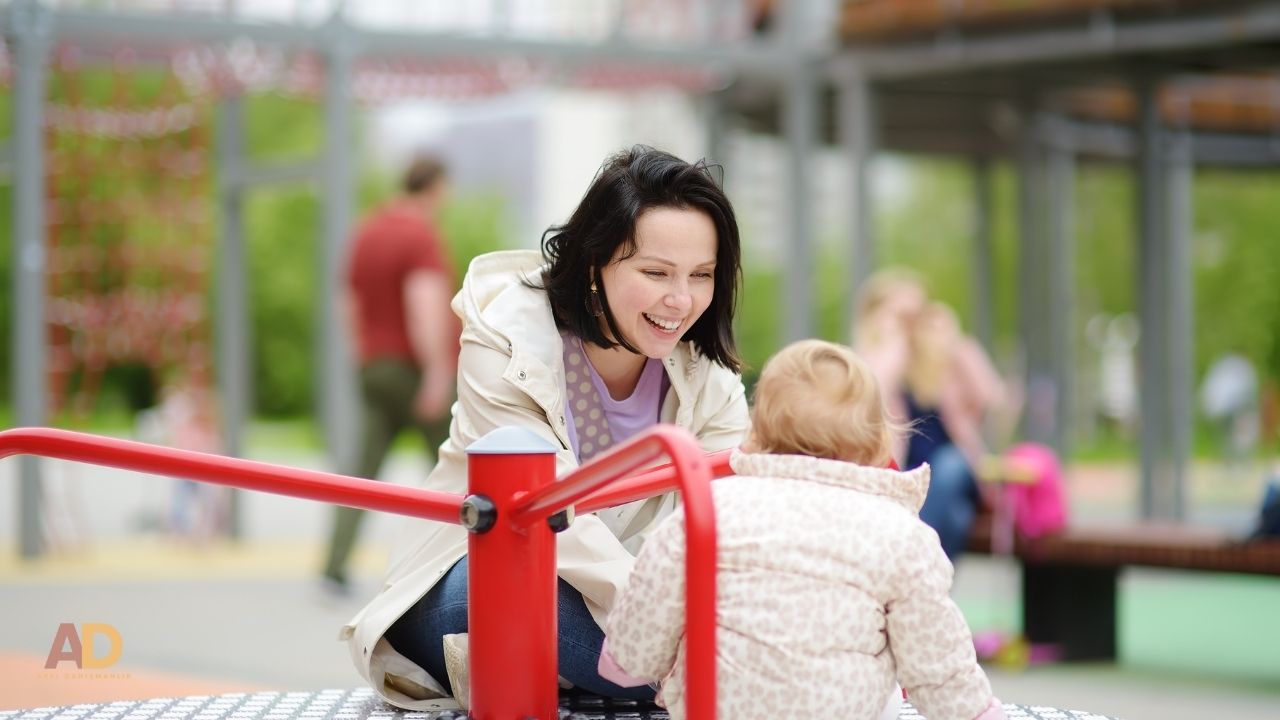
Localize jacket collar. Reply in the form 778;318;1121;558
729;451;931;513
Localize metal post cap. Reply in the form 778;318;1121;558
466;426;559;455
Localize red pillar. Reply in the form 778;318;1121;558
464;427;560;720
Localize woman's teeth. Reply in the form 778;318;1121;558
644;313;680;332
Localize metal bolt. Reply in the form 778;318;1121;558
548;509;571;533
460;494;497;533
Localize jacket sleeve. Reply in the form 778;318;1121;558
604;510;687;682
886;522;995;720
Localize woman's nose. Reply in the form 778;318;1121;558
665;284;692;312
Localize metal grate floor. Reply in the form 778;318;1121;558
0;688;1122;720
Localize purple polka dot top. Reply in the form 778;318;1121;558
562;333;670;462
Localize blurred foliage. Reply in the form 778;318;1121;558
245;185;319;416
1;67;213;418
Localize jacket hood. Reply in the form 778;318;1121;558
729;450;931;513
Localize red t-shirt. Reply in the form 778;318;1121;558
346;204;459;366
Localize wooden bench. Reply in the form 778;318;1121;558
966;514;1280;661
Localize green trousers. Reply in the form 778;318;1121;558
323;358;451;583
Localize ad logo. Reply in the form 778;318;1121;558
44;623;124;670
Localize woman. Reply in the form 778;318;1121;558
904;302;1008;560
851;268;928;463
342;146;750;709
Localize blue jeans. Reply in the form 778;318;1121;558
384;556;655;701
917;443;979;561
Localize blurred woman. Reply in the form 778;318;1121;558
905;302;1009;560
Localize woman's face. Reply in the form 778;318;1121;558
599;207;718;359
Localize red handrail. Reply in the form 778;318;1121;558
1;425;724;720
0;427;463;523
507;425;718;720
575;448;734;516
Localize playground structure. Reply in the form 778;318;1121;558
0;423;728;720
4;0;1280;559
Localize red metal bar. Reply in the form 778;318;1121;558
467;437;559;720
0;427;463;523
575;448;734;516
506;425;718;720
4;425;723;719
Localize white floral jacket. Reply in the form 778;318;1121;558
605;451;997;720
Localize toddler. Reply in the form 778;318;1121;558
600;339;1005;720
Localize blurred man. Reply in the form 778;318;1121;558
322;155;460;594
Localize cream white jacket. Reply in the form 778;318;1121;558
606;451;996;720
342;250;749;708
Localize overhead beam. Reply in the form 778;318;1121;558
24;6;794;78
835;1;1280;80
1042;117;1280;168
224;159;324;189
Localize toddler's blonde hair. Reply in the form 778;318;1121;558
745;339;900;467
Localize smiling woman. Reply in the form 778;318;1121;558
344;146;750;711
591;208;719;399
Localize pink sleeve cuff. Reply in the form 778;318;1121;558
597;638;651;688
973;697;1008;720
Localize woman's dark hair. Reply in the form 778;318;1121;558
532;145;742;373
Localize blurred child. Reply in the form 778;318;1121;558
158;366;228;543
600;339;1005;720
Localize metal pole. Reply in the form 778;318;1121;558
319;15;359;474
215;89;249;538
779;0;818;343
1017;101;1052;445
465;428;560;720
1046;140;1076;458
781;59;819;343
970;156;995;354
8;0;52;559
1135;74;1175;520
1166;129;1194;520
839;66;877;342
703;88;728;169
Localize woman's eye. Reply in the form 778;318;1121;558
693;272;713;280
643;270;667;278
